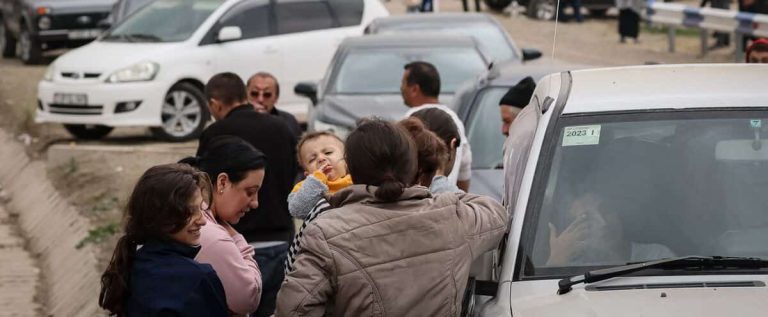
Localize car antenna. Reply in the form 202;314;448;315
548;0;563;91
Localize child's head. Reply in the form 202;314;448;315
409;108;460;173
297;131;348;181
398;117;450;187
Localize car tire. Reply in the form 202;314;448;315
150;82;209;142
589;8;608;17
483;0;513;11
527;0;557;20
19;26;42;65
63;124;114;140
0;19;17;58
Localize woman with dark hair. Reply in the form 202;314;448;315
410;108;462;184
180;135;266;315
276;118;507;316
397;117;460;193
99;164;227;317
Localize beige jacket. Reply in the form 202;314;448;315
275;185;507;317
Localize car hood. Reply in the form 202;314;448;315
468;169;502;202
52;40;181;74
314;93;455;128
33;0;115;13
507;276;768;316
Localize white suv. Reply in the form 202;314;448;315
36;0;388;141
466;64;768;317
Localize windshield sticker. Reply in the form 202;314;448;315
751;119;762;129
563;125;601;146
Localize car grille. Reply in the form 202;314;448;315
61;72;102;79
49;104;103;115
50;12;109;30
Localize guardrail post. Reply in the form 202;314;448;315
734;32;745;62
668;27;676;53
700;29;708;56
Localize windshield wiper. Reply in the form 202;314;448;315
123;33;162;42
557;255;768;295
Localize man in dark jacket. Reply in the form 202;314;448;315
197;72;298;317
246;72;302;139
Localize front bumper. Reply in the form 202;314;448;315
36;79;168;127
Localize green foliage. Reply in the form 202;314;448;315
76;222;119;249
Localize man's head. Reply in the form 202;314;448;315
499;76;536;136
246;72;280;113
401;61;441;107
205;72;247;120
746;39;768;64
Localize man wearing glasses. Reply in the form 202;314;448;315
246;72;302;138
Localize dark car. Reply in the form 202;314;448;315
364;13;542;63
294;34;493;138
484;0;613;20
0;0;115;64
452;60;585;201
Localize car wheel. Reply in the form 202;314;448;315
0;19;17;58
19;26;42;65
150;82;209;142
589;8;608;17
63;124;114;140
527;0;557;20
483;0;513;11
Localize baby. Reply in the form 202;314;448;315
287;131;352;219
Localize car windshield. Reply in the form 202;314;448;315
521;110;768;278
103;0;220;42
377;22;516;62
467;87;508;169
331;47;487;94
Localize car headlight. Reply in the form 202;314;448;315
105;61;159;83
313;120;351;139
43;64;55;81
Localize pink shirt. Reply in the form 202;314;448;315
196;209;262;314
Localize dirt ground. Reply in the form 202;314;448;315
0;0;743;285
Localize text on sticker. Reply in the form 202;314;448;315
563;125;601;146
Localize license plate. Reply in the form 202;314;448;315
54;93;88;105
68;29;102;40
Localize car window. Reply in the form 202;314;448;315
103;0;221;42
377;22;518;62
125;0;155;17
216;0;271;40
331;47;487;94
466;87;508;169
521;111;768;279
328;0;363;27
275;1;335;35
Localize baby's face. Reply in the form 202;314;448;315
300;135;348;181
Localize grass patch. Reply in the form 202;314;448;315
76;222;119;249
643;24;702;37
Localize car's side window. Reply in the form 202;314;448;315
275;1;336;35
202;0;271;44
328;0;364;27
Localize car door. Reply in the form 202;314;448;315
199;0;278;88
269;0;364;110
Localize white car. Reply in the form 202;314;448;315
36;0;388;141
465;64;768;317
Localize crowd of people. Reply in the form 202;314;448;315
97;61;542;317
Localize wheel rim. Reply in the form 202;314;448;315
161;90;202;138
19;30;30;61
536;0;556;20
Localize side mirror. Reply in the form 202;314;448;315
522;48;542;61
217;26;242;43
294;82;318;106
97;18;112;29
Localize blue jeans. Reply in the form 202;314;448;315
253;243;289;317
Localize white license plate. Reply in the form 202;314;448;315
54;93;88;105
68;29;102;40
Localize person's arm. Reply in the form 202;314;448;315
276;223;334;316
288;173;329;219
173;271;229;317
455;193;508;256
198;231;262;314
456;142;473;191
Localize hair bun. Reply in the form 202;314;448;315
374;180;405;201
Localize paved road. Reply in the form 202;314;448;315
0;203;42;317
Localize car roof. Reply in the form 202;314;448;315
562;64;768;114
486;59;589;86
367;12;494;29
343;34;481;48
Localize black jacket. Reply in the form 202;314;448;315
198;105;298;242
271;106;302;139
127;239;228;317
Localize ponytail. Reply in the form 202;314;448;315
374;175;406;202
99;235;138;316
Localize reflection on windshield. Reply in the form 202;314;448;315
467;87;507;169
379;23;516;61
103;0;220;42
525;113;768;277
332;48;487;94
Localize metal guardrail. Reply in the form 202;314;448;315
647;1;768;61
